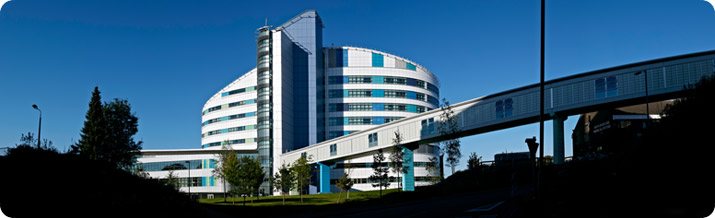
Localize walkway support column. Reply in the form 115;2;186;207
402;147;415;191
553;115;566;165
318;162;330;194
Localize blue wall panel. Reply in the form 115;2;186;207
372;53;384;67
318;162;331;193
402;147;415;191
373;103;385;111
373;76;384;84
372;90;385;97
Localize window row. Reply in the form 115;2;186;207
328;75;438;94
139;159;215;172
201;99;257;115
333;162;433;169
328;89;438;104
201;138;257;148
326;48;418;72
202;125;257;138
201;112;256;126
158;176;216;187
328;103;429;113
330;176;439;185
221;86;257;97
328;116;404;126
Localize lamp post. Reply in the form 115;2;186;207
185;160;191;199
32;104;42;148
634;71;650;125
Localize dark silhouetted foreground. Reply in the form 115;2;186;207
0;146;206;217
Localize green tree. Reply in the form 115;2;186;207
369;149;390;198
216;144;240;205
388;131;407;190
237;156;264;203
213;141;236;203
291;155;312;203
335;171;354;203
72;87;107;160
164;170;180;191
102;99;142;169
132;165;150;179
71;87;142;170
439;98;462;175
271;163;293;205
467;152;482;170
425;156;442;184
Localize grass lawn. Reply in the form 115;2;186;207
199;188;400;206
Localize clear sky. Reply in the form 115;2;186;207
2;0;714;175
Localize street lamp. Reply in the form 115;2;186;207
634;71;650;125
185;160;191;199
32;104;42;149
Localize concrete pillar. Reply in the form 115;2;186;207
402;147;415;191
318;162;330;194
553;115;566;165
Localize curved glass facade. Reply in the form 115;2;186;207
325;46;440;139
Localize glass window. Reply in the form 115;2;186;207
368;133;378;147
328;117;343;126
348;76;372;84
329;90;343;98
348;117;372;125
385;104;407;111
415;93;426;101
421;118;435;135
335;48;345;68
330;144;337;156
141;159;205;172
328;131;349;139
207;106;222;112
417;106;426;113
347;103;372;111
595;78;606;99
342;49;348;67
504;98;513;117
428;96;439;105
415;80;426;88
329;103;344;112
384;77;407;85
328;76;343;84
595;76;617;99
427;83;439;94
347;90;372;97
496;100;504;119
606;76;617;97
384;90;406;98
384;117;403;123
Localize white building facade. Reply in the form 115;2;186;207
137;10;440;196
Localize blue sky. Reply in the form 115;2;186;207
1;0;714;174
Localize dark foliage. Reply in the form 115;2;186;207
71;87;142;170
0;146;205;217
